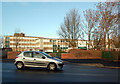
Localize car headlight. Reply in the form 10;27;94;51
59;62;62;64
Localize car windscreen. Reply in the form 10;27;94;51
40;52;53;58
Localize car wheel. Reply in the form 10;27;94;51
48;63;56;71
16;62;24;70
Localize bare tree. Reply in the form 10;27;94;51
83;9;99;49
58;9;84;48
96;1;119;49
111;2;120;48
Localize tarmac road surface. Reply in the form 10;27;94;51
1;62;120;83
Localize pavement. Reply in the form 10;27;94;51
1;60;120;83
74;63;120;69
63;60;120;69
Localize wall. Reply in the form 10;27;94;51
7;51;21;59
61;50;102;59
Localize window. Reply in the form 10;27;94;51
41;52;52;58
33;52;44;58
24;52;32;57
5;45;10;48
50;40;52;42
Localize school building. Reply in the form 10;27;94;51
4;33;89;52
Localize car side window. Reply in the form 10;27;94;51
24;52;32;57
33;52;44;58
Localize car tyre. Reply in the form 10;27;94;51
48;63;56;71
16;62;24;70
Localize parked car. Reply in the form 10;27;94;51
14;51;64;70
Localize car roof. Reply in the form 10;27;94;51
22;51;42;53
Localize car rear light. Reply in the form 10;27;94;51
16;57;18;58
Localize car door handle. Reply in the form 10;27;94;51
23;58;25;59
34;59;36;60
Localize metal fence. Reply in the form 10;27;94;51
102;51;120;61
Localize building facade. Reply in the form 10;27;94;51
4;33;88;52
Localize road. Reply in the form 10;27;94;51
1;62;120;83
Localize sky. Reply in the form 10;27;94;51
2;2;97;39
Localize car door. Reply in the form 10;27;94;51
23;51;35;66
33;52;48;67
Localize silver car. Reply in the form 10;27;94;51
14;51;64;70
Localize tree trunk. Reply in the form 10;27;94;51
88;32;91;50
107;33;110;49
104;32;106;49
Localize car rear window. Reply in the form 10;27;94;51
24;52;32;57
